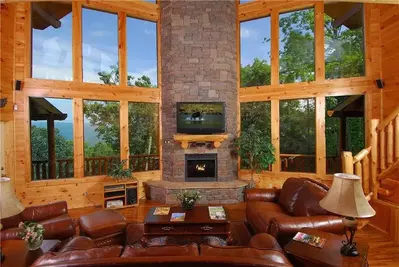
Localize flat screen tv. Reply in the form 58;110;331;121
176;102;225;134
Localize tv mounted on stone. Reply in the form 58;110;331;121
176;102;225;134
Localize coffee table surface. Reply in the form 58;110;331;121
145;206;230;224
284;228;369;267
1;239;60;267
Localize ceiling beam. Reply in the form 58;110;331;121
31;3;61;29
332;3;363;28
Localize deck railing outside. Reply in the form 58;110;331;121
32;154;160;180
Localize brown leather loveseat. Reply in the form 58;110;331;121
0;201;75;242
246;178;345;246
31;233;293;267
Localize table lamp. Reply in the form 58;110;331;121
319;173;375;257
0;177;25;262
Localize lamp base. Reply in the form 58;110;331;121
340;243;359;257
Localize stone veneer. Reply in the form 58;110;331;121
145;181;247;204
161;0;238;182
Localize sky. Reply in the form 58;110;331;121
32;6;158;86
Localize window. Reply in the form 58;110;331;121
326;95;365;174
240;102;271;169
240;17;271;87
127;17;157;87
324;3;365;79
279;8;315;84
280;98;315;173
30;97;74;180
83;100;120;176
82;8;118;84
128;103;159;171
31;2;72;80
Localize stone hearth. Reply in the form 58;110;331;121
144;181;247;205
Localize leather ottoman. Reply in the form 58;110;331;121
79;210;127;246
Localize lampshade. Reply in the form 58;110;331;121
0;177;24;219
319;173;376;218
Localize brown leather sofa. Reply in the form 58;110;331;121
246;178;345;246
0;201;75;242
31;233;293;267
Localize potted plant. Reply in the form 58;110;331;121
18;221;45;251
234;124;276;188
108;160;134;181
176;190;201;210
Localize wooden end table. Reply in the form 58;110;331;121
142;206;232;245
1;239;60;267
284;228;369;267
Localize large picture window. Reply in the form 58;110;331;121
128;103;159;171
280;98;315;173
83;100;120;176
326;95;365;174
31;2;72;80
30;97;74;180
82;8;118;84
240;17;271;87
324;3;365;79
240;101;271;169
279;8;315;84
127;17;157;87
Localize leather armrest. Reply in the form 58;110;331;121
269;216;345;242
245;188;281;202
0;228;22;241
248;233;282;252
21;201;69;222
59;236;96;253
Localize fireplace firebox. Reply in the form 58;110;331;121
185;154;217;182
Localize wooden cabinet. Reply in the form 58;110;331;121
102;179;138;209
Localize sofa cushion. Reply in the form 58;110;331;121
200;244;292;265
121;243;199;257
278;178;307;214
292;180;329;216
247;202;287;233
249;233;282;252
32;246;122;267
40;214;76;240
79;210;127;239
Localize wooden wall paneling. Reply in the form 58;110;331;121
0;3;16;122
270;9;279;85
271;100;280;173
118;12;127;86
14;3;28;80
315;96;326;177
82;1;158;22
120;100;129;168
72;2;82;82
22;79;161;102
24;2;31;78
314;2;325;81
73;98;84;178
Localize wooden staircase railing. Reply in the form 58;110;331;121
342;105;399;201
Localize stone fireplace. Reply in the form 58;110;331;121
185;154;217;182
144;0;247;204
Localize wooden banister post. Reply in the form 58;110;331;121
342;151;354;174
371;119;379;200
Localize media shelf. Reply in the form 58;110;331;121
102;179;138;209
173;134;228;149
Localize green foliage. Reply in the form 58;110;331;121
240;58;271;87
98;64;156;88
108;159;134;180
235;124;276;188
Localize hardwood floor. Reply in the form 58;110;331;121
69;200;399;267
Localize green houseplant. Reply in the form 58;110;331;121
176;190;201;210
234;124;276;188
18;221;45;251
108;160;134;181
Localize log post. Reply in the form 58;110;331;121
371;119;379;200
395;116;399;161
380;129;386;171
387;121;394;167
362;156;370;194
341;151;354;174
355;161;362;177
